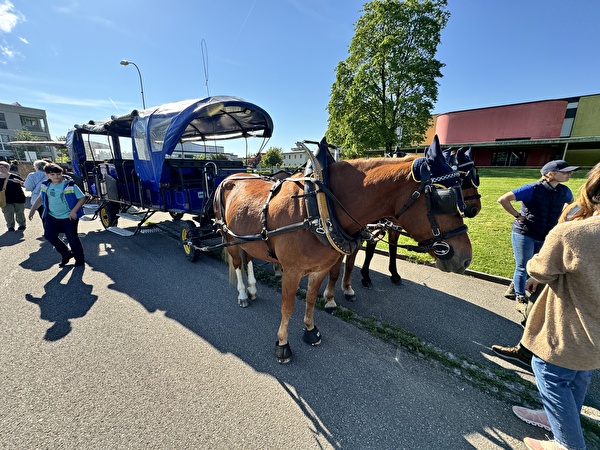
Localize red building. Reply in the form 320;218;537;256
411;94;600;167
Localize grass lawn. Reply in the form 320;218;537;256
388;167;589;279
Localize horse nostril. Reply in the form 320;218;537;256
464;258;472;269
464;207;476;218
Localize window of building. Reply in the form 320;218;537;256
560;117;575;138
20;115;46;132
0;113;7;129
490;150;527;167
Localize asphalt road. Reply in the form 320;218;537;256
0;211;594;449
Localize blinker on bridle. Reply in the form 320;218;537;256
393;164;468;260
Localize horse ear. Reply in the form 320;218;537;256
442;148;452;165
465;147;473;161
425;135;444;166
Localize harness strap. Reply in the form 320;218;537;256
394;187;423;219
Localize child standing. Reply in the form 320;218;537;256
29;163;87;267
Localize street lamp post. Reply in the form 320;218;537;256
120;60;146;109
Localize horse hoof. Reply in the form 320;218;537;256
275;342;292;363
238;298;250;308
390;275;402;285
361;279;373;289
324;305;337;314
344;293;356;302
303;326;321;346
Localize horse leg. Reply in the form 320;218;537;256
303;270;327;346
322;255;343;313
387;230;402;285
341;251;357;301
228;247;250;308
275;269;303;363
246;258;258;299
361;241;376;289
273;262;283;277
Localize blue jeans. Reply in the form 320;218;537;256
532;355;591;450
511;232;543;296
43;214;85;263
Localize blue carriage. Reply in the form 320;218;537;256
66;96;274;258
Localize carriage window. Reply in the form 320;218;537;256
134;119;150;161
83;135;112;161
117;136;133;160
149;116;173;153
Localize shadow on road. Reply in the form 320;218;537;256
25;266;97;341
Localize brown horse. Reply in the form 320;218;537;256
213;137;471;363
322;147;481;309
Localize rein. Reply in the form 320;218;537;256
211;156;469;260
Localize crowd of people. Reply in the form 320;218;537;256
1;157;86;268
1;155;599;449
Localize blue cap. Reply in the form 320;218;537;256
541;160;579;176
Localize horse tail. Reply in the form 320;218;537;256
227;251;236;283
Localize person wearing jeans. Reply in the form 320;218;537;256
498;160;577;318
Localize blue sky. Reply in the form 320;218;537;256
1;0;600;157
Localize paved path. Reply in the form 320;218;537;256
0;212;597;449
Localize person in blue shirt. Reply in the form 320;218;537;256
24;159;49;218
28;163;87;267
497;160;578;316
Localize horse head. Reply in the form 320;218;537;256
395;135;472;273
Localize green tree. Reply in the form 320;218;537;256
12;130;40;160
262;147;283;168
55;135;69;162
327;0;449;158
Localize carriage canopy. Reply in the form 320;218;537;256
67;96;274;190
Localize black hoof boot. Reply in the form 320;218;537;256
274;342;292;364
324;304;337;314
361;278;373;289
390;274;402;285
303;326;321;346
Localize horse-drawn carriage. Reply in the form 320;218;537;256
67;96;477;364
65;96;273;244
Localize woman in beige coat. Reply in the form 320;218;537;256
516;163;600;450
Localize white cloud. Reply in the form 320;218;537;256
18;36;27;44
0;1;23;33
1;44;18;58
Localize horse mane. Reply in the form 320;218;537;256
336;157;415;187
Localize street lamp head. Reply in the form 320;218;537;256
119;59;146;109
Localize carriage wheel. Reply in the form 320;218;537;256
169;211;184;221
99;204;119;229
181;220;200;262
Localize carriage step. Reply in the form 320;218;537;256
106;226;135;237
83;204;99;213
80;215;95;221
117;213;143;221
